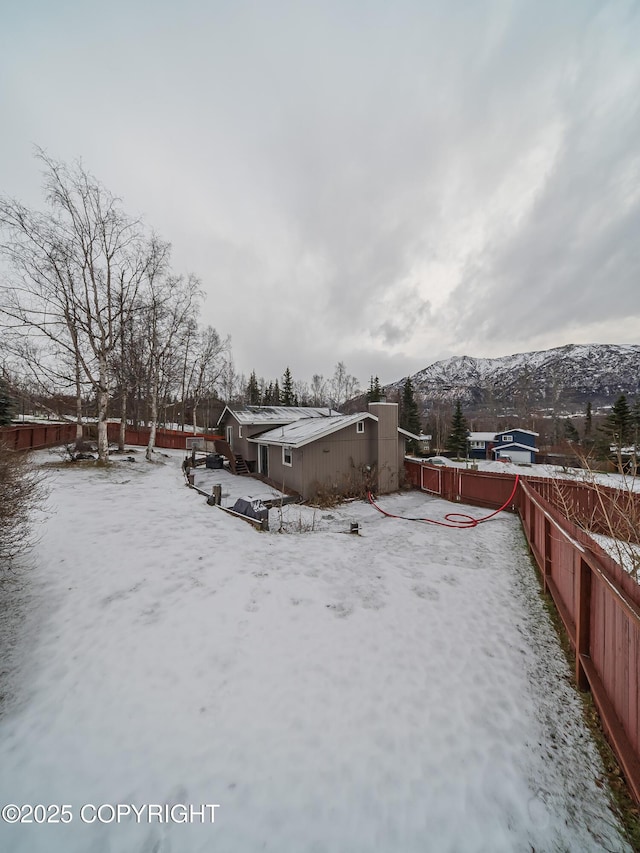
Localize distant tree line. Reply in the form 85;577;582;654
241;362;361;410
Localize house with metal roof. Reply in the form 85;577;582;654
217;402;417;500
217;406;336;473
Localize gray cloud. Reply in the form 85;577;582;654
1;0;638;385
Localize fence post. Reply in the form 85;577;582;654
529;499;536;550
543;517;552;593
575;557;592;691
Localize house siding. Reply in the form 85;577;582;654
264;424;376;500
369;403;400;494
218;413;280;469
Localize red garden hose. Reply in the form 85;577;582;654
367;474;520;529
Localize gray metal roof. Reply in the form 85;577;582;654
248;414;371;447
218;405;335;426
249;414;419;448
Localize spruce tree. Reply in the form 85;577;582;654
282;367;294;406
273;380;281;405
400;377;421;453
596;394;632;464
564;419;580;443
584;401;592;439
446;400;468;458
366;375;383;404
632;399;640;447
264;382;274;405
0;379;14;426
246;371;261;406
602;394;632;447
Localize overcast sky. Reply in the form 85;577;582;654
1;0;639;387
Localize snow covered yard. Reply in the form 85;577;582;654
0;452;631;852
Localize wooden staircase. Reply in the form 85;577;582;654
234;454;249;475
212;439;250;475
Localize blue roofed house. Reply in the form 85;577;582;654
468;429;539;464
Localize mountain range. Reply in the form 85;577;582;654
388;344;640;414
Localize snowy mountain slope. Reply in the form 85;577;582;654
390;343;640;410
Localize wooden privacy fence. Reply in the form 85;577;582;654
519;479;640;804
0;422;78;450
0;423;223;452
104;423;222;450
405;459;640;804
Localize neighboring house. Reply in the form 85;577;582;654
468;429;539;464
217;403;417;500
417;433;432;454
468;432;498;460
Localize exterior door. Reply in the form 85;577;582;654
226;425;233;449
259;444;268;477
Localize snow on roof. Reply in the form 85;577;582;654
469;430;540;442
493;442;539;452
398;427;421;440
248;413;373;447
218;405;335;426
250;414;420;447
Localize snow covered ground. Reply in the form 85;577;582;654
0;451;631;852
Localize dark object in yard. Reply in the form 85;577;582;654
232;498;268;523
206;454;224;469
350;522;360;534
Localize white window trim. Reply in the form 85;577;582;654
356;421;365;434
282;445;293;467
226;425;233;444
238;426;243;439
503;435;514;442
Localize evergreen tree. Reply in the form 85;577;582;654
601;394;632;448
400;377;421;453
282;367;295;406
246;371;261;406
445;400;468;458
584;401;592;439
0;378;14;426
632;399;640;445
564;419;580;443
273;379;281;405
596;394;633;465
263;382;274;405
366;375;382;404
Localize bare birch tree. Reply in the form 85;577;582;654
328;361;360;410
0;152;151;462
143;271;200;460
184;325;228;432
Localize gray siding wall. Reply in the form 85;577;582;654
219;414;279;465
368;403;399;494
265;421;377;500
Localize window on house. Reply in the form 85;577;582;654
357;421;365;434
282;446;293;466
238;426;243;439
503;435;514;442
470;440;484;449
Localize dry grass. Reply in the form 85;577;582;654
0;442;47;571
